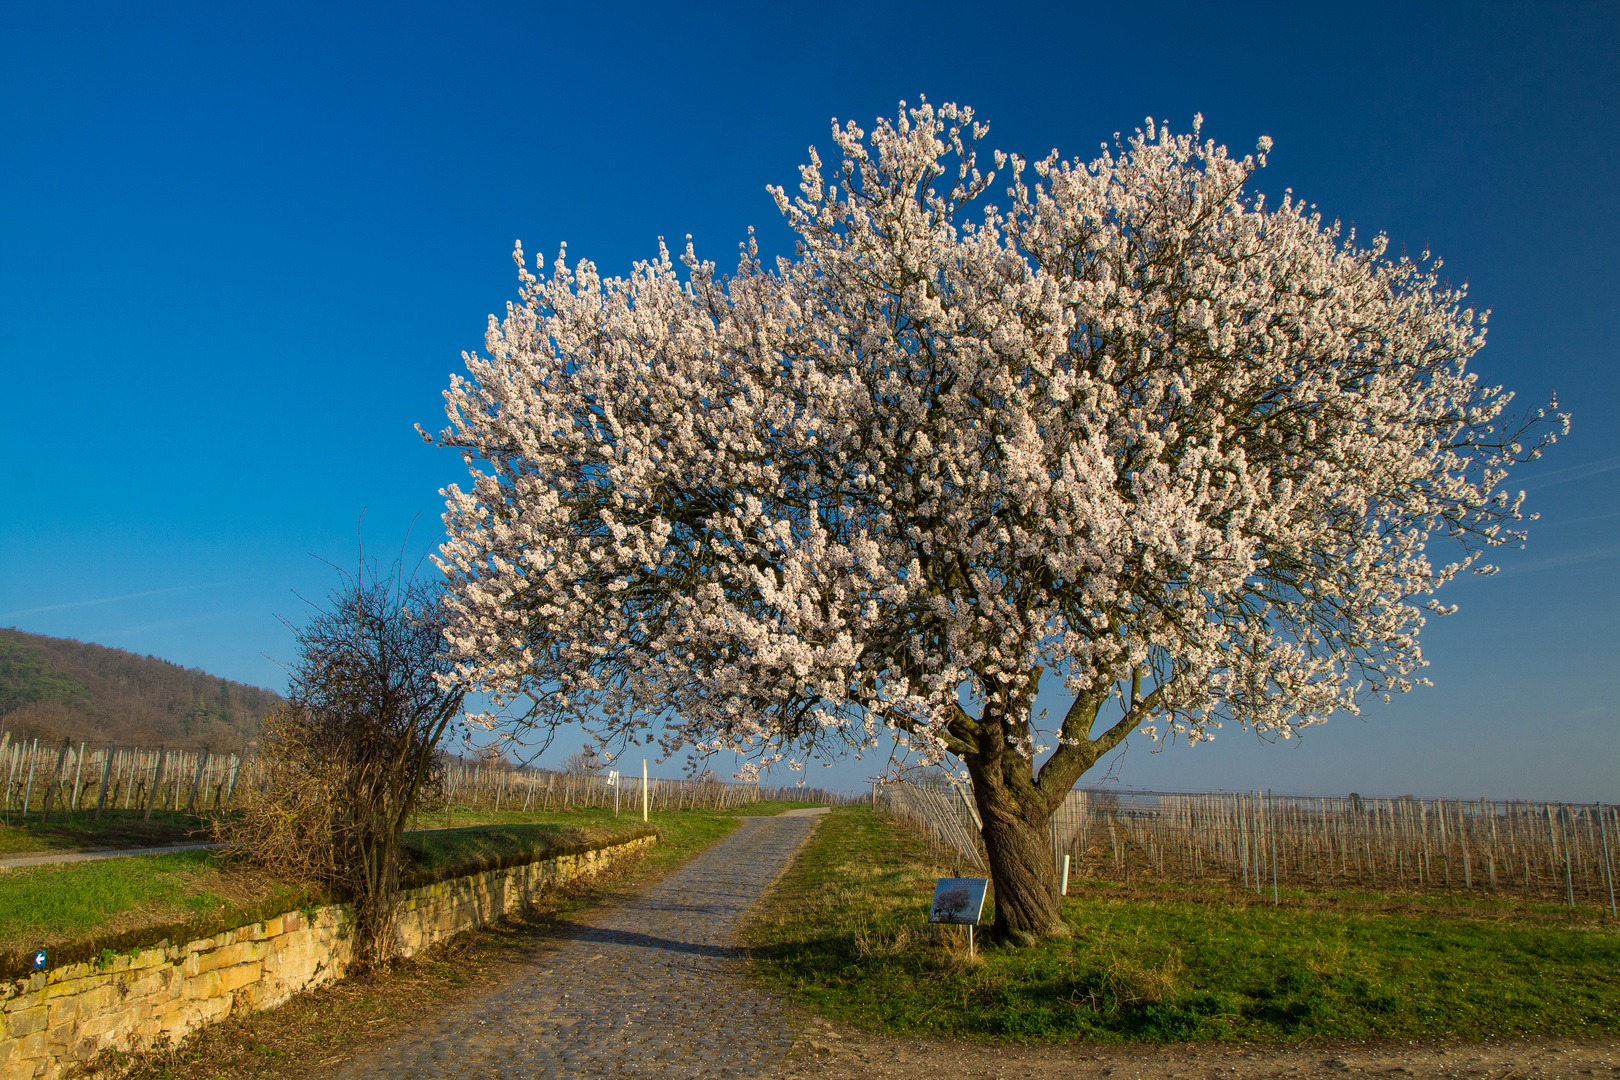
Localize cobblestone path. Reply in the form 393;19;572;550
336;815;820;1079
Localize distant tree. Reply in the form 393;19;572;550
428;102;1563;942
560;745;606;776
217;559;462;965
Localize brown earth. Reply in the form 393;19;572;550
790;1024;1619;1079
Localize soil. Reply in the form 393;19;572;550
789;1026;1619;1079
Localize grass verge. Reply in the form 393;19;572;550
0;803;794;966
0;810;212;855
744;805;1620;1043
0;796;810;855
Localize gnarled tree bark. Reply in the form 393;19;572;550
945;670;1161;944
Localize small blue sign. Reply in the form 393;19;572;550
31;950;47;970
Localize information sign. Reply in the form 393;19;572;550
928;877;988;925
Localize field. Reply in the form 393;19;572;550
744;805;1620;1043
0;809;212;856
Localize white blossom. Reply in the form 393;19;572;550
430;101;1564;782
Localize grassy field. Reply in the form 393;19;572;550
0;802;804;959
744;805;1620;1043
0;796;806;855
0;809;214;855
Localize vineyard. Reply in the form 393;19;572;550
885;781;1619;912
0;733;849;825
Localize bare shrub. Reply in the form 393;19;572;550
216;560;462;967
560;745;606;776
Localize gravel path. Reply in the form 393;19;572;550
334;814;820;1079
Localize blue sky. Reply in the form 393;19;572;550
1;1;1614;799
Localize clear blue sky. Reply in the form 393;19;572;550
1;1;1614;800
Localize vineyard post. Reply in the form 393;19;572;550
185;751;210;816
642;759;648;822
94;745;114;819
1560;805;1576;910
143;746;167;822
1599;804;1616;917
4;741;19;825
24;739;40;818
1252;792;1261;895
69;742;86;816
40;738;70;824
1269;789;1278;906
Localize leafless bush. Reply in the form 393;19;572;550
560;745;606;776
216;559;462;967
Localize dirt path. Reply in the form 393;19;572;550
787;1027;1618;1079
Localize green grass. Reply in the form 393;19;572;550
0;809;211;855
403;798;813;832
0;802;801;958
0;796;809;855
0;850;228;946
744;806;1620;1043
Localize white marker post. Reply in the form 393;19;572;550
1061;854;1070;895
608;770;620;817
642;759;648;822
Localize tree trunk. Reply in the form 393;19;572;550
967;759;1066;945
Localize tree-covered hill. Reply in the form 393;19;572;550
0;628;279;751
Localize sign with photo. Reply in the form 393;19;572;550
928;877;988;925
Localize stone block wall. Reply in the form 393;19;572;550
0;832;655;1080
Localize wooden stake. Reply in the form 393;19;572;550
1599;804;1616;918
144;746;167;822
95;745;115;819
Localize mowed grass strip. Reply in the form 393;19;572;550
744;806;1620;1043
0;809;214;855
0;802;800;956
0;850;230;947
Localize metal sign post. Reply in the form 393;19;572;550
607;770;620;817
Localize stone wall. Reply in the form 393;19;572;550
0;832;656;1080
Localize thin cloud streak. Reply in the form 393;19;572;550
1487;543;1620;577
1519;454;1620;489
0;583;223;621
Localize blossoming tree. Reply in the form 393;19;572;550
428;102;1563;942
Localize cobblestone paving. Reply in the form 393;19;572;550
336;815;820;1079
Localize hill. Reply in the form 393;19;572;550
0;628;279;751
